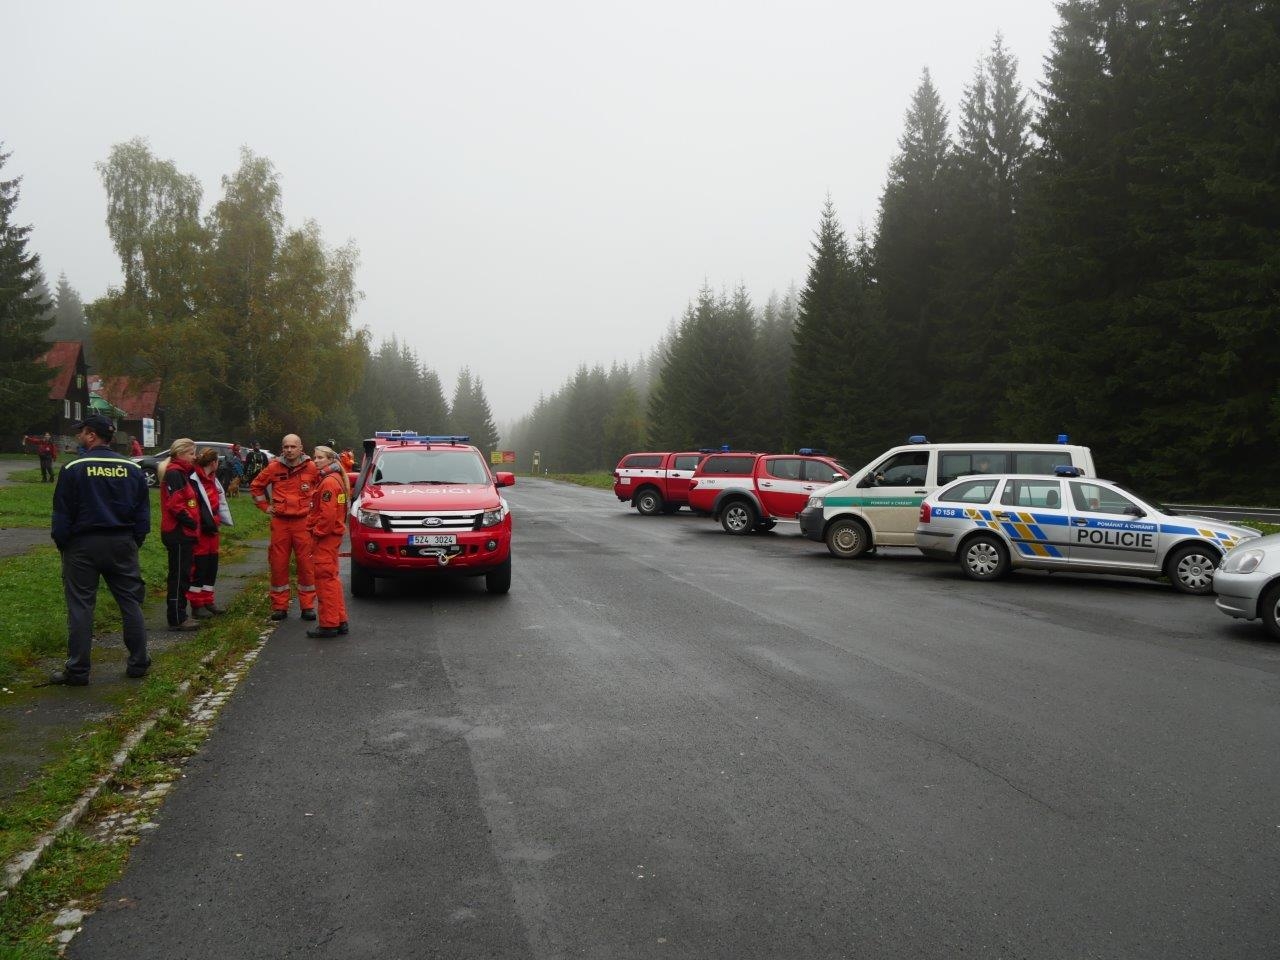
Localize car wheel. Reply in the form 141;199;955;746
720;499;757;535
961;534;1009;582
1166;544;1219;595
350;561;375;598
1259;581;1280;640
635;488;663;516
825;518;870;559
144;467;158;488
486;558;512;594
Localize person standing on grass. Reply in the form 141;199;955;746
250;433;319;621
160;438;203;632
48;414;151;686
188;447;232;618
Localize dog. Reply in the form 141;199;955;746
226;476;242;498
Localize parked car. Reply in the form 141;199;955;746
132;442;272;488
914;468;1260;594
612;451;708;515
1214;533;1280;637
688;451;849;534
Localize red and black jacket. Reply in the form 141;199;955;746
160;460;201;544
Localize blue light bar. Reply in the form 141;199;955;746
1057;433;1070;444
1054;464;1083;477
908;435;928;444
373;431;471;445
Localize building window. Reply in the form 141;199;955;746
76;375;84;389
64;400;70;419
74;402;82;420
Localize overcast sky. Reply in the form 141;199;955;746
9;0;1061;428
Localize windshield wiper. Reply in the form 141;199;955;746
374;480;403;485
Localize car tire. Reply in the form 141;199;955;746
960;534;1009;582
1259;580;1280;640
635;488;663;516
1165;543;1219;595
144;467;158;489
720;499;757;535
486;558;512;594
350;561;375;598
825;517;870;559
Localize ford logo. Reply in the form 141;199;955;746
421;517;443;527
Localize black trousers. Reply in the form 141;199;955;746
39;454;54;482
62;532;149;680
164;536;197;625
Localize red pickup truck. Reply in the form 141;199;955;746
612;451;707;515
687;451;849;534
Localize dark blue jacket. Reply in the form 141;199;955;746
51;445;151;549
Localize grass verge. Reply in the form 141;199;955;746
0;482;270;686
540;471;614;490
0;586;271;956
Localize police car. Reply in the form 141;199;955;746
914;468;1260;594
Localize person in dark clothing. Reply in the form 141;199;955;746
244;441;269;482
159;438;203;632
48;414;151;686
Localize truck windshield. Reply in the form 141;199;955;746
373;450;490;485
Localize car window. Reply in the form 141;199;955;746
373;450;490;484
999;479;1063;509
803;460;846;483
765;458;802;480
939;479;999;504
872;452;929;487
672;454;701;471
700;455;757;475
1070;482;1140;516
623;454;662;469
1013;452;1067;475
937;451;1010;486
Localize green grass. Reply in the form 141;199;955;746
0;477;270;686
0;593;271;954
541;471;614;490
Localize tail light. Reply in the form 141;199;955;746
919;501;931;523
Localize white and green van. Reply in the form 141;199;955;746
797;436;1097;558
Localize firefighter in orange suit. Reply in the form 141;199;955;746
249;433;319;621
306;445;350;638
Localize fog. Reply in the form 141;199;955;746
9;0;1060;425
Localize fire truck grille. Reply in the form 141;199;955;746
379;510;481;532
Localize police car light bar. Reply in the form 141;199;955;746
1054;465;1084;477
796;447;829;456
908;435;928;444
1057;433;1070;444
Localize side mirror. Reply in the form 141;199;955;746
494;471;516;488
347;471;359;487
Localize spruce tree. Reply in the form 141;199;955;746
0;144;54;438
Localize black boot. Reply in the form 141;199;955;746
307;626;342;639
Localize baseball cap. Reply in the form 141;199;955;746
72;414;116;439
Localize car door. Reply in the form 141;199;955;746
757;457;808;518
1066;480;1160;572
860;450;931;544
665;453;702;503
990;478;1072;565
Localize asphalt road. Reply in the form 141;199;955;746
72;478;1280;959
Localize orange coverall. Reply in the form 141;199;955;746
250;456;320;613
308;465;349;629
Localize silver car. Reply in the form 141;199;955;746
915;471;1260;594
1214;532;1280;637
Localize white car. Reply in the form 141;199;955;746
914;469;1260;594
1214;533;1280;637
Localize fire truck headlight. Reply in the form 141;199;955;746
480;505;507;527
357;508;382;528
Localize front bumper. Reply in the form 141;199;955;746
1212;570;1263;620
798;506;825;542
350;527;511;574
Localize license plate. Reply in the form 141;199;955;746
409;534;456;546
